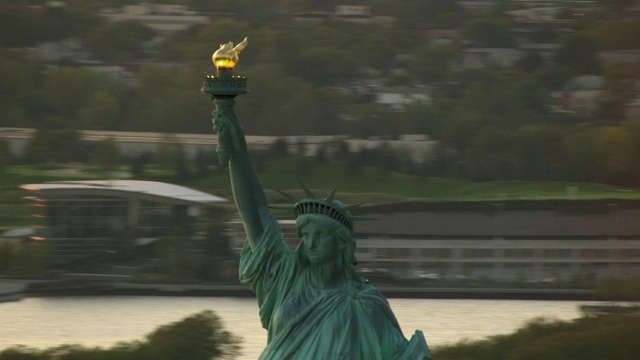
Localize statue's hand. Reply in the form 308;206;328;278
213;110;247;167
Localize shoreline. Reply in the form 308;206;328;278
10;279;596;301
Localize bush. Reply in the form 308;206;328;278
0;311;241;360
433;315;640;360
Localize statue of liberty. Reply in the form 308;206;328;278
206;38;431;360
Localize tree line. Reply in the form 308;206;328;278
0;311;241;360
1;310;638;360
1;1;640;186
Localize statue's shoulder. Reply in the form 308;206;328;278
346;281;389;303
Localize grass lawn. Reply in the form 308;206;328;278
1;159;639;231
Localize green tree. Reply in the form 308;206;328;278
0;140;12;174
75;90;121;130
41;67;101;127
588;19;640;51
25;128;87;164
598;64;640;124
83;20;156;63
287;46;358;86
564;128;597;181
516;125;565;180
462;17;517;48
91;137;121;173
142;311;241;360
434;316;640;360
0;59;40;128
234;63;343;135
377;0;464;27
0;7;102;47
411;44;460;83
465;127;522;181
594;126;638;185
0;311;241;360
555;32;601;75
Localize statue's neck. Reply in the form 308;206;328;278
310;257;347;289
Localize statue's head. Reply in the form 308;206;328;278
273;183;371;281
296;213;353;266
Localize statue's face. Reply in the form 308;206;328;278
301;221;340;265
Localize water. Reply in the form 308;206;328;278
0;296;589;359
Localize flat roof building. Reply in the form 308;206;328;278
21;180;227;263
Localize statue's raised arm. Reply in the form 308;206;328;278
213;104;270;248
204;36;270;249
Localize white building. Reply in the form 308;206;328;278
450;48;523;70
375;86;433;110
558;75;605;118
102;3;210;33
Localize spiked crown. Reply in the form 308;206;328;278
270;182;373;233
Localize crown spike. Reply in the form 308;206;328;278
275;215;297;221
269;205;295;212
298;180;316;198
325;188;337;203
351;215;377;221
342;203;365;211
271;188;300;202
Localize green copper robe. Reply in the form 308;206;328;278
240;218;431;360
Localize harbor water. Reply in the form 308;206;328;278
0;296;591;359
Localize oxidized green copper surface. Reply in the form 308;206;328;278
204;38;431;360
201;69;248;96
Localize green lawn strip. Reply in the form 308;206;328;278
1;161;640;232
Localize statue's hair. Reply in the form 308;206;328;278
295;214;361;284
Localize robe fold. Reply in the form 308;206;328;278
240;218;431;360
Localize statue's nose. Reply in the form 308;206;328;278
307;235;317;249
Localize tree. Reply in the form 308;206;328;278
25;127;87;164
91;137;120;174
75;90;120;130
287;46;358;86
234;63;343;135
587;19;640;50
377;0;464;27
598;64;640;124
462;17;517;48
0;140;12;174
465;127;522;181
83;20;156;63
564;128;597;181
0;311;241;360
593;126;638;185
143;311;241;360
411;44;460;83
554;32;601;75
41;67;101;126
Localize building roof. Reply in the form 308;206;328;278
21;180;227;206
563;75;604;91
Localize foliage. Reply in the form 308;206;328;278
90;138;120;173
433;315;640;360
82;20;156;63
554;32;602;75
0;242;49;276
587;19;640;51
594;273;640;300
0;6;103;47
0;311;242;360
24;128;88;164
462;17;517;48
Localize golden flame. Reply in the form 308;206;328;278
212;37;248;69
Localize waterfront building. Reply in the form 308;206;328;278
21;180;227;263
228;200;640;282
